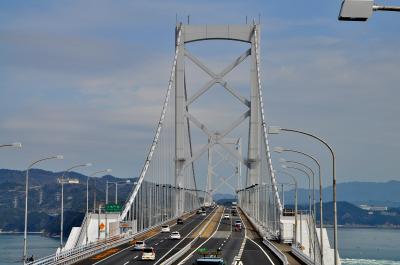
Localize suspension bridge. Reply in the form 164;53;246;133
26;22;340;265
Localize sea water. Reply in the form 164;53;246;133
0;228;399;264
328;228;400;265
0;234;58;265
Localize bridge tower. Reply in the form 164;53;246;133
173;23;275;216
205;137;242;204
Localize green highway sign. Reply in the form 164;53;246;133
105;203;122;212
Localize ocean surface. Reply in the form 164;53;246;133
328;228;400;265
0;234;58;264
0;228;399;264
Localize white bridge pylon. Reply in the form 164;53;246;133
118;23;282;238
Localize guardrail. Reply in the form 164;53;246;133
240;207;289;265
292;246;314;265
163;241;192;265
26;214;186;265
262;238;289;265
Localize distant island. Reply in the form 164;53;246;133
1;169;400;238
0;168;134;237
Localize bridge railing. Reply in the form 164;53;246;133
308;212;323;265
26;214;182;265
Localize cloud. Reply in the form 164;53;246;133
0;0;399;186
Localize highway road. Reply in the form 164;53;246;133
239;209;283;265
75;208;215;265
177;207;283;265
178;207;244;265
74;206;284;265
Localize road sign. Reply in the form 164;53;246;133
105;203;122;212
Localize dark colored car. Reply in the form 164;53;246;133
177;218;184;224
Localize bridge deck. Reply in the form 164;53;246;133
272;241;305;265
73;210;204;265
238;208;284;265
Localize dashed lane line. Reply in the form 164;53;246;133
238;208;275;265
153;207;218;265
178;207;224;265
91;214;193;265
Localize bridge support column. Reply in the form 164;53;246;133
175;25;186;217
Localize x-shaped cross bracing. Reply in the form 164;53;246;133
210;172;237;194
185;49;251;107
179;48;252;175
208;145;239;194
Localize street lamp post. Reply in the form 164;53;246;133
275;147;323;263
269;126;338;265
339;0;400;21
86;169;111;245
60;163;92;251
23;155;63;263
106;180;132;205
275;170;298;246
281;163;313;257
281;160;315;217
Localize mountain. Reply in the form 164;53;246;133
282;180;400;207
285;201;400;227
0;168;135;236
212;193;236;201
2;168;400;234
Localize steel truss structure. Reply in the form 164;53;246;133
120;22;281;238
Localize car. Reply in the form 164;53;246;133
197;209;202;214
177;218;184;224
234;220;242;231
161;225;170;233
201;211;207;216
141;247;156;260
133;240;145;250
223;214;230;219
170;231;181;240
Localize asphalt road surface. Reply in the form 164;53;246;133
75;209;213;265
178;207;283;265
180;207;244;265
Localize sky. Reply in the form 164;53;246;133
0;1;400;191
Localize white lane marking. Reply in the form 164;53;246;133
232;210;247;264
134;255;138;259
178;207;224;265
153;207;218;265
247;237;275;265
123;261;129;265
92;215;187;265
237;209;274;264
